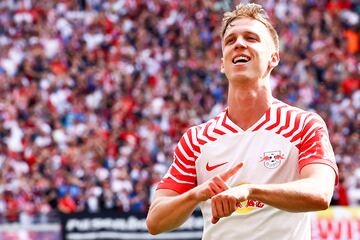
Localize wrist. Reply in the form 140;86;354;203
186;188;201;204
246;184;257;200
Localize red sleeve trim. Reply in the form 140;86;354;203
156;180;196;194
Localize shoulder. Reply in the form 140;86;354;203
178;109;232;149
263;101;329;146
274;100;327;127
287;103;327;130
183;110;227;137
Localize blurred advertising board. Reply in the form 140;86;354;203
60;210;203;240
0;224;60;240
60;207;360;240
311;207;360;240
1;207;360;240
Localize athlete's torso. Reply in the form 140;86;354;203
157;100;338;240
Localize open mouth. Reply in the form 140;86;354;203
232;55;251;64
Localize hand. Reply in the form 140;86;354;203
190;162;244;202
211;184;251;224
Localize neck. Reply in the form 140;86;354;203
227;79;273;130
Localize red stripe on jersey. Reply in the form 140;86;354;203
213;127;226;135
222;113;238;133
290;116;319;143
297;119;339;184
194;126;208;145
187;128;200;153
299;127;329;161
173;155;196;174
282;111;308;139
169;165;196;183
266;105;287;130
300;117;323;143
298;142;317;160
174;148;196;168
298;126;332;162
275;109;297;134
203;121;217;141
296;128;317;148
179;135;196;159
197;137;207;145
156;177;196;194
253;108;271;131
213;115;226;135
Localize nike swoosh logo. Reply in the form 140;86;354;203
206;162;228;171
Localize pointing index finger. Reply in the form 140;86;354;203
220;162;244;182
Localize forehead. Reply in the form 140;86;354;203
223;17;271;39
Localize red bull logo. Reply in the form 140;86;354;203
234;182;266;214
235;200;265;214
260;151;284;169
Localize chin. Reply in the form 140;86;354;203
229;74;253;82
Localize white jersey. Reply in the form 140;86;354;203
157;100;338;240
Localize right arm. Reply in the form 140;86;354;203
146;189;199;235
146;163;243;235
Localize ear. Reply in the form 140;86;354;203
220;57;225;73
269;52;280;68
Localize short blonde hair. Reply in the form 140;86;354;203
221;3;279;52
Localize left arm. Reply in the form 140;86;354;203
211;163;336;223
247;163;335;211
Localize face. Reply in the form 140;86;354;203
221;18;279;83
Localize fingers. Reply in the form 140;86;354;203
207;175;230;198
208;162;244;224
196;177;228;201
207;185;217;198
197;162;243;202
220;162;243;182
212;216;219;224
211;195;238;224
212;176;230;191
209;182;222;196
214;197;224;218
211;197;220;224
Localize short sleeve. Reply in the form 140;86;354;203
298;113;339;184
157;128;198;194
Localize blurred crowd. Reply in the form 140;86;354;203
0;0;358;224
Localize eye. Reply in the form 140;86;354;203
246;35;258;41
225;37;235;45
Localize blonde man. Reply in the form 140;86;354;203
147;3;338;239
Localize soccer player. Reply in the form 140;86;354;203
146;3;338;239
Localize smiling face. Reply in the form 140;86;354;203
221;17;279;84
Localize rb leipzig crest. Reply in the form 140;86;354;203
260;151;284;169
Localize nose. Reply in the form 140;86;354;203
234;37;247;49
